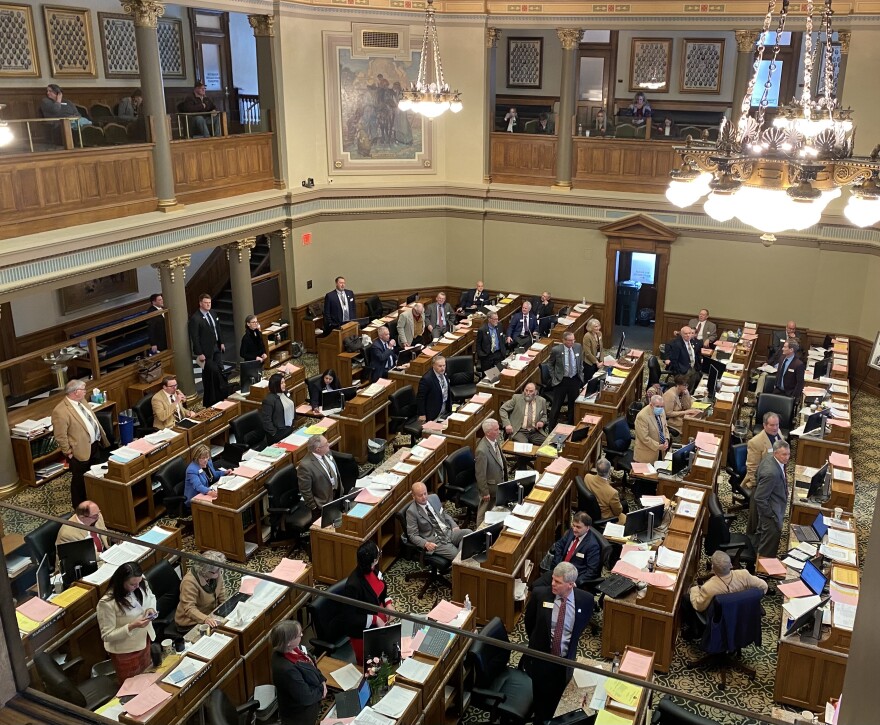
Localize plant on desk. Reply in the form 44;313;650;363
366;655;395;704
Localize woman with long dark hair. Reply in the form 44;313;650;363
308;368;341;412
260;372;295;443
239;314;267;393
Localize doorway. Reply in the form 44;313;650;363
188;9;234;117
612;251;657;352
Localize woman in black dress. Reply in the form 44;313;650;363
338;540;395;665
270;620;326;725
239;315;267;393
260;372;295;443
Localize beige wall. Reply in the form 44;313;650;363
859;256;880;342
844;28;880;156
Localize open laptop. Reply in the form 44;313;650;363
482;366;502;384
791;511;829;544
334;677;371;718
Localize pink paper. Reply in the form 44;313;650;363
471;393;492;404
296;404;314;414
233;466;261;478
611;560;644;582
427;599;462;624
552;424;575;436
627;349;644;359
545;457;571;474
17;596;61;622
239;576;260;595
191;493;214;504
421;434;446;450
645;571;675;589
355;489;383;504
581;414;602;426
271;558;307;583
803;387;826;397
212;400;236;411
317;417;336;429
694;431;720;449
117;671;162;698
421;421;446;432
827;419;851;428
619;650;652;679
758;557;787;577
829;452;852;468
422;348;439;358
630;462;653;475
500;368;518;377
124;684;172;718
410;630;426;652
777;580;814;599
375;378;393;388
400;636;415;659
128;439;158;454
829;582;859;606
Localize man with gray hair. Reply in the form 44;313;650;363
752;440;791;556
397;302;426;347
664;325;700;391
522;560;593;724
634;394;670;463
297;434;341;518
369;325;397;382
548;331;584;428
475;418;507;524
583;458;626;524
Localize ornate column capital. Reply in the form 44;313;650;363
121;0;165;29
152;255;191;284
838;30;851;55
486;27;501;49
225;237;257;264
248;14;275;38
735;30;760;53
556;28;582;51
268;228;290;251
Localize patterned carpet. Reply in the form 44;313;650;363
2;354;875;724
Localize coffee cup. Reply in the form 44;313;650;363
161;638;173;656
834;507;843;520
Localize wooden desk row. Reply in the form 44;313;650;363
794;372;851;470
576;351;646;431
236;363;307;412
501;416;604;481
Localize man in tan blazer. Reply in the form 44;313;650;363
583;458;626;523
55;501;110;567
51;380;110;508
499;383;548;445
151;375;194;429
662;375;700;435
634;394;670;464
475;418;508;524
744;412;783;535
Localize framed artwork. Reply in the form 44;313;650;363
629;38;672;93
680;39;725;94
869;330;880;372
98;14;186;79
323;32;433;175
507;37;543;89
59;271;139;315
157;17;185;78
43;5;96;78
0;3;40;77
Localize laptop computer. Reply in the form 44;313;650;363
334;677;371;718
214;592;251;619
482;366;502;384
791;512;829;544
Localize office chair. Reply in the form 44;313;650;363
601;416;634;498
539;362;554;405
647;355;674;390
204;689;260;725
574;476;619;532
132;393;157;437
441;447;481;527
264;464;312;556
25;516;68;571
447;356;477;402
365;295;384;320
578;528;613;635
34;652;118;710
307;579;356;662
388;386;422;448
153;456;191;533
331;450;359;492
95;410;118;459
704;492;756;573
466;617;534;725
144;559;182;641
687;588;763;690
226;410;268;463
651;696;721;725
724;443;751;513
750;394;794;437
395;509;452;601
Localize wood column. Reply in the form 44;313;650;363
554;28;581;189
152;256;194;391
484;28;500;184
225;238;257;358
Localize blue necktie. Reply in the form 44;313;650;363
656;415;666;445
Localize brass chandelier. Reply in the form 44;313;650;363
666;0;880;239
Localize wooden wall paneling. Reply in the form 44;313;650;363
572;138;678;194
489;133;556;186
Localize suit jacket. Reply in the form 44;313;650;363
425;302;455;333
634;404;670;464
499;394;548;433
239;328;265;360
533;120;556;134
550;529;602;585
475;437;507;497
271;651;326;725
476;323;503;360
323;288;356;330
774;356;805;399
662;386;693;432
459;288;489;311
56;513;110;552
533;299;554;318
416;370;452;420
583;474;625;523
524;586;592;661
582;330;603;366
146;305;167;350
689;569;767;612
688;318;718;346
665;335;698;375
743;430;779;489
152;391;188;430
188;310;221;358
184;459;224;505
405;495;458;549
397;309;425;347
51;397;110;462
297;452;340;511
369;337;397;382
337;568;392;640
754;453;788;527
548;343;584;386
260;393;292;443
506;311;538;340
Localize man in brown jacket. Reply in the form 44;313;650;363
582;458;626;524
744;412;782;536
151;375;194;429
55;501;110;566
634;394;670;463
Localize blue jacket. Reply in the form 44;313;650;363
550;528;602;586
702;588;763;654
184;459;226;505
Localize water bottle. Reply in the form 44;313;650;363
577;123;583;136
647;554;655;573
463;594;472;612
737;327;742;338
611;652;621;673
102;390;108;404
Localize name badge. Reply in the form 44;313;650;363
576;552;584;558
543;601;554;609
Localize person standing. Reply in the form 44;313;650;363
664;326;700;391
416;355;452;422
772;341;805;401
425;292;455;339
260;373;296;444
582;318;603;381
51;380;110;508
322;276;356;333
475;418;507;524
369;325;397;382
634;394;670;463
146;293;167;353
397;302;426;347
239;314;267;393
753;441;790;557
548;332;584;427
476;312;505;373
270;620;327;725
297;435;342;519
338;541;395;665
744;412;783;536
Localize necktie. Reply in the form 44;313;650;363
384;342;392;369
425;503;447;532
552;596;567;656
340;292;349;322
77;402;100;442
564;536;579;562
522;316;527;335
319;455;337;485
438;306;445;327
205;313;217;341
687;341;694;366
778;357;792;387
568;348;576;378
695;322;703;340
490;328;498;352
171;394;182;422
525;400;533;429
90;530;103;553
656;415;666;445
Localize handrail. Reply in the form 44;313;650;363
169;110;228;140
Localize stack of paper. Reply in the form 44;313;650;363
372;686;418;719
162;656;209;687
396;657;433;683
676;487;704;502
428;599;462;623
512;502;541;518
270;558;307;583
676;501;699;518
101;541;149;566
331;662;363;691
503;514;531;534
188;632;233;659
656;546;683;570
827;529;856;550
513;442;533;454
123;684;172;718
536;472;561;490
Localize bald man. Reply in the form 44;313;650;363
458;281;489;314
664;326;700;391
404;482;471;561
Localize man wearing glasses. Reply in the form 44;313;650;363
55;500;110;554
152;375;195;429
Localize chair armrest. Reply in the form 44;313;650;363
472;688;506;705
723;513;736;524
444;483;467;496
309;636;350;655
594;515;618;528
60;656;84;674
235;699;260;717
267;507;294;514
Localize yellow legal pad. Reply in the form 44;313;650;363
832;565;859;588
611;368;629;378
595;709;632;725
691;402;711;410
16;612;40;634
51;586;90;608
525;488;550;503
605;678;643;707
537;445;558;458
304;425;328;435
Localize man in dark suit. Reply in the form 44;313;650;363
417;355;452;422
534;291;554;320
146;293;167;352
533;512;602;589
369;325;397;382
752;441;790;557
457;281;489;314
475;418;507;524
769;320;802;363
521;561;593;725
664;326;700;391
772;341;805;401
297;435;342;519
505;300;538;349
425;292;456;339
548;332;584;427
323;276;356;332
476;312;505;373
188;293;224;365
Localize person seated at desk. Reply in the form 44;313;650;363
663;375;700;436
533;112;555;134
634;394;670;463
152;375;194;429
583;458;626;524
97;562;158;685
593;109;614;136
582;317;603;381
506;300;537;349
270;620;327;725
664;326;701;391
688;308;718;349
500;382;547;445
184;445;228;507
532;511;601;589
298;435;342;520
771;341;805;401
323;276;356;333
458;281;489;314
260;372;296;444
769;320;802;364
117;88;143;122
417;355;452;422
626;92;652;125
534;291;554;319
308;368;341;412
369;325;397;382
476;418;508;525
240;315;267;393
397;302;426;348
55;500;110;558
405;482;472;561
681;551;767;640
753;441;790;557
338;541;395;665
174;550;228;630
425;292;456;339
476;312;505;373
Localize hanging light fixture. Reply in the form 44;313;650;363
398;0;462;119
666;0;880;237
0;104;14;148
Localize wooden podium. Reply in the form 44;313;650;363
317;321;361;386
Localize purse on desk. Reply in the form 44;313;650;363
138;359;163;383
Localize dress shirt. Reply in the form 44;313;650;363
490;326;499;352
422;502;448;531
524;399;534;429
279;394;296;426
338;291;349;322
315;452;338;484
436;372;448;409
521;316;530;336
687;341;695;366
563;533;585;562
779;355;794;383
506;117;516;132
694;321;704;340
551;590;576;657
74;401;101;443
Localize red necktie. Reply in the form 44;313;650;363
552;597;567;656
90;531;103;553
564;536;579;562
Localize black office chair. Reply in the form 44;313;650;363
574;476;619;532
389;386;422;448
441;447;481;527
204;689;260;725
395;509;451;601
626;399;645;429
153;455;190;531
704;492;756;573
331;450;359;493
751;394;794;436
647;355;674;390
538;362;554;405
132;393;157;437
724;443;751;513
144;559;182;641
34;652;118;710
307;579;356;663
651;696;721;725
226;410;268;463
264;464;312;556
25;517;68;571
95;410;118;460
687;588;763;690
386;319;399;344
466;617;534;725
602;416;634;498
365;295;384;320
447;356;477;402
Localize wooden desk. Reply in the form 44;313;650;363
791;462;855;528
534;419;603;479
576;352;645;430
452;459;576;629
318;321;364;386
794;376;851;468
423;392;494;455
549;304;591;342
331;378;394;463
475;338;553;418
237;364;307;411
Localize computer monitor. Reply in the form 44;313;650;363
321;385;360;412
571;426;590;443
671;442;695;475
363;622;402;665
813;358;830;380
495;480;525;509
585;373;605;397
784;596;829;638
460;522;504;562
615;332;627;360
36;553;53;600
406;292;419;304
320;490;360;528
800;559;828;597
623;503;665;542
214;592;250;618
56;538;99;588
809;511;829;540
807;463;831;502
706;362;723;398
395;345;423;366
803;409;830;437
